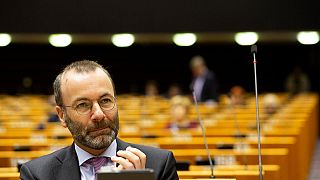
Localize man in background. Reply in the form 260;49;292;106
190;55;219;104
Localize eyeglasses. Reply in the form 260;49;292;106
63;95;116;115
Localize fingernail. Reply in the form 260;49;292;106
126;146;132;150
117;150;124;155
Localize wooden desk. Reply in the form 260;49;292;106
0;167;17;173
181;179;236;180
0;151;52;167
172;148;288;180
189;165;280;180
178;170;262;180
0;138;72;151
0;172;19;180
121;136;296;150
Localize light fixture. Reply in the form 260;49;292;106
0;33;12;47
173;33;197;46
234;32;259;46
297;31;319;45
111;34;135;47
49;34;72;47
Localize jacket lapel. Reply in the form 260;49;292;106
116;138;130;151
53;144;81;180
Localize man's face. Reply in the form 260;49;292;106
191;63;206;77
58;68;119;150
171;105;187;122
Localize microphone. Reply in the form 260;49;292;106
192;91;214;179
251;45;263;180
251;44;257;54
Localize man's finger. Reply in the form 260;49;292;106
126;146;146;168
116;150;142;169
111;156;135;169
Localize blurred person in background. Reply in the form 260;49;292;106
229;85;247;106
285;66;310;95
263;93;280;117
190;55;219;105
144;80;159;97
167;95;198;131
166;83;182;99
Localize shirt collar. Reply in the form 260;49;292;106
74;139;117;166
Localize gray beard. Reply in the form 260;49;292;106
64;112;119;150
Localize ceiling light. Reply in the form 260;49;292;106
173;33;197;46
0;33;12;47
297;31;319;45
111;34;135;47
49;34;72;47
235;32;259;46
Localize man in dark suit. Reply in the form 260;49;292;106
190;55;219;104
20;60;178;180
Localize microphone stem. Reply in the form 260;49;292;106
253;53;263;180
192;92;214;178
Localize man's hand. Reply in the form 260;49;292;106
111;146;146;170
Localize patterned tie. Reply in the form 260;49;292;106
85;156;109;173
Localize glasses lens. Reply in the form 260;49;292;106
99;96;115;111
75;102;91;114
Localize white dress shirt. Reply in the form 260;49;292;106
75;140;117;180
193;73;206;101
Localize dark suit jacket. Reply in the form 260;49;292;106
20;138;178;180
192;70;219;102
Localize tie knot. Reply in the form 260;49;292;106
85;156;109;173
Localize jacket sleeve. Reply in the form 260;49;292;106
20;164;36;180
159;151;179;180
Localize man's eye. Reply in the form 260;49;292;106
76;102;90;109
100;98;112;104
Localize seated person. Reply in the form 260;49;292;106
144;80;159;97
229;85;247;106
166;83;182;99
263;93;280;117
167;95;198;131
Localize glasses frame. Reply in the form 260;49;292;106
63;96;117;115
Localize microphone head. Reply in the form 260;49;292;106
251;45;257;54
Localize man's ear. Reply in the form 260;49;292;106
56;106;67;128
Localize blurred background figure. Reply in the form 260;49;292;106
263;93;280;117
167;95;198;131
190;55;219;105
145;80;159;97
285;66;311;95
166;83;182;99
229;85;247;106
17;77;33;94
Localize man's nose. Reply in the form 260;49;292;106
91;102;105;121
